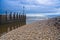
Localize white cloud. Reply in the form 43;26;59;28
8;0;60;6
43;13;60;15
26;14;46;17
26;13;60;17
35;0;60;6
57;8;60;13
1;0;60;13
36;0;53;5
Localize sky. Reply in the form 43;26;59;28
0;0;60;17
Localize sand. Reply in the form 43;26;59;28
0;20;60;40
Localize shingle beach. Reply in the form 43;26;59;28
0;20;60;40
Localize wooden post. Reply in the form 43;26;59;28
15;26;16;29
9;12;12;21
7;27;10;32
13;12;15;20
5;11;7;21
22;6;26;25
12;27;14;30
16;12;18;20
0;15;2;24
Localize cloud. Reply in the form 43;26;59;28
26;14;46;17
36;0;60;6
57;8;60;12
26;13;60;16
36;0;52;5
0;0;60;13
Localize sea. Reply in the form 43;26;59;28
26;15;60;24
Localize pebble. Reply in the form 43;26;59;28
0;20;60;40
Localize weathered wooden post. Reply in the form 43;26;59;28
16;12;18;20
18;12;21;20
13;12;15;20
19;14;21;26
7;27;10;32
24;14;26;24
14;25;16;29
22;6;26;25
9;12;12;21
11;26;14;30
5;11;8;22
0;15;2;24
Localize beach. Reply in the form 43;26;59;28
0;19;60;40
